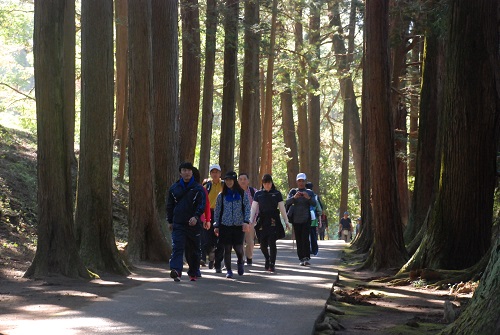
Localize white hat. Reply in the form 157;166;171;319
209;164;221;172
296;172;307;181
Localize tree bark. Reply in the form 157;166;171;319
199;0;218;178
179;0;201;163
25;0;89;279
63;0;76;167
361;0;408;270
127;0;169;262
239;0;260;181
219;0;239;174
75;0;129;275
151;0;178;242
402;0;498;271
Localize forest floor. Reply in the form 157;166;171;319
0;124;478;334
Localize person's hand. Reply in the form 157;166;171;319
294;192;302;199
285;222;290;230
188;217;197;226
214;227;219;236
203;221;211;230
302;192;310;200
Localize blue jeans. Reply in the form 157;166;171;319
170;223;201;277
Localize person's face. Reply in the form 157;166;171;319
238;175;249;189
296;179;306;189
210;169;221;182
225;178;234;189
180;168;193;182
263;181;272;191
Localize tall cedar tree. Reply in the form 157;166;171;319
239;0;260;181
152;0;179;241
75;0;128;275
63;0;76;166
307;0;321;194
362;0;408;270
401;0;498;272
26;0;89;279
219;0;239;173
127;0;169;262
114;0;129;181
280;72;300;187
179;0;201;163
199;0;218;177
259;0;277;178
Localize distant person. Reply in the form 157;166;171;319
213;171;250;278
339;211;353;243
356;217;361;237
306;182;322;256
238;173;257;266
250;174;290;272
202;164;223;271
166;162;206;282
286;173;316;266
318;213;328;240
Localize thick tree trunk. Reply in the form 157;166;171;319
152;0;178;242
75;0;129;275
26;0;89;279
307;1;320;193
259;0;277;178
403;0;498;271
115;0;129;181
63;0;76;167
219;0;239;174
294;6;309;175
405;28;442;244
239;0;260;181
362;0;408;270
199;0;217;178
179;0;201;163
280;72;299;188
127;0;169;262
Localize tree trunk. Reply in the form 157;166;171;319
127;0;169;262
179;0;201;163
294;6;309;175
362;0;408;270
405;20;442;244
239;0;260;180
219;0;239;174
307;0;321;193
75;0;129;275
440;235;500;335
152;0;178;242
280;72;299;188
115;0;129;182
199;0;218;178
63;0;76;167
402;0;498;271
25;0;89;279
259;0;277;179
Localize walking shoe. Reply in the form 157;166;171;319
238;263;244;276
300;259;306;266
196;269;202;278
269;264;275;272
170;269;181;282
189;276;197;281
304;259;310;266
215;268;222;273
246;258;252;266
226;270;233;278
208;261;214;269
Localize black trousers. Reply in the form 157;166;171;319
293;222;311;260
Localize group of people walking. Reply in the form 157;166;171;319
166;162;323;282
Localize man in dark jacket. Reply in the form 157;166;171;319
167;162;206;282
286;173;316;266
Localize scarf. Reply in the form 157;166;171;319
225;188;241;202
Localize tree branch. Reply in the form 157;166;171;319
0;83;35;101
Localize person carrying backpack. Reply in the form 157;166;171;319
213;171;250;278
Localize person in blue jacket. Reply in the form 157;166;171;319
213;171;250;278
166;162;206;282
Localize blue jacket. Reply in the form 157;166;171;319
213;191;250;227
166;177;206;225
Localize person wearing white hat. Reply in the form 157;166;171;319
285;172;316;266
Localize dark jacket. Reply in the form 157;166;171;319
167;177;206;225
285;188;316;224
